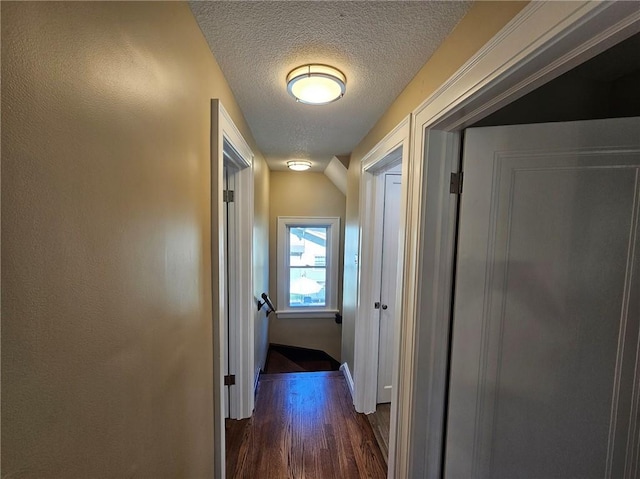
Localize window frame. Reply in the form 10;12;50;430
276;216;340;319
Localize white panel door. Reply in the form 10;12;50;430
223;165;229;418
445;117;640;479
223;165;237;419
377;173;402;403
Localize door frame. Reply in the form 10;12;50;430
395;2;640;478
354;116;409;412
211;99;254;479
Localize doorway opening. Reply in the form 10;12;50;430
353;116;411;471
368;162;402;462
211;99;254;479
444;31;640;479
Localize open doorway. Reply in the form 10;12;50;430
375;165;402;406
222;163;234;418
353;116;410;470
221;143;248;420
367;162;402;462
444;31;640;478
211;99;254;479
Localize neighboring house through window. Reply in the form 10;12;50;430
276;217;340;318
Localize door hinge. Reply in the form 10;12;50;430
223;190;235;203
224;374;236;386
450;172;463;195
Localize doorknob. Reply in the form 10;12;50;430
374;302;380;309
381;304;388;310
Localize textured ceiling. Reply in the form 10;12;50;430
190;1;472;171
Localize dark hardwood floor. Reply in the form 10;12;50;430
366;403;391;465
226;371;387;478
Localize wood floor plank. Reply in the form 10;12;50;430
225;418;251;478
226;371;387;479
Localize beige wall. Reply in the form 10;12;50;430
268;171;345;362
1;2;268;477
341;1;529;373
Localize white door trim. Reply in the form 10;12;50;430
354;115;410;476
211;99;254;479
396;2;640;478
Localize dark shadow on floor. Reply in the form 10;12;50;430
263;343;340;373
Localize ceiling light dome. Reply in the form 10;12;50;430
287;160;312;171
286;64;346;105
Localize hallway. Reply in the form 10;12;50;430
6;2;637;477
225;371;386;478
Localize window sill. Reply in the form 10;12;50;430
275;309;339;320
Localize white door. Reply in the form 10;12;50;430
445;117;640;478
377;173;402;403
223;165;237;419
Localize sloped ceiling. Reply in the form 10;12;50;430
190;1;472;171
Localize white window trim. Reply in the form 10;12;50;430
276;216;340;319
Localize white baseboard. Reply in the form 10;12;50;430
340;362;355;400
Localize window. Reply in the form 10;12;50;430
277;217;340;318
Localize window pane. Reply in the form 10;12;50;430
289;227;327;267
289;267;326;307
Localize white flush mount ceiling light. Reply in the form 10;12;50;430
287;160;312;171
286;64;346;105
